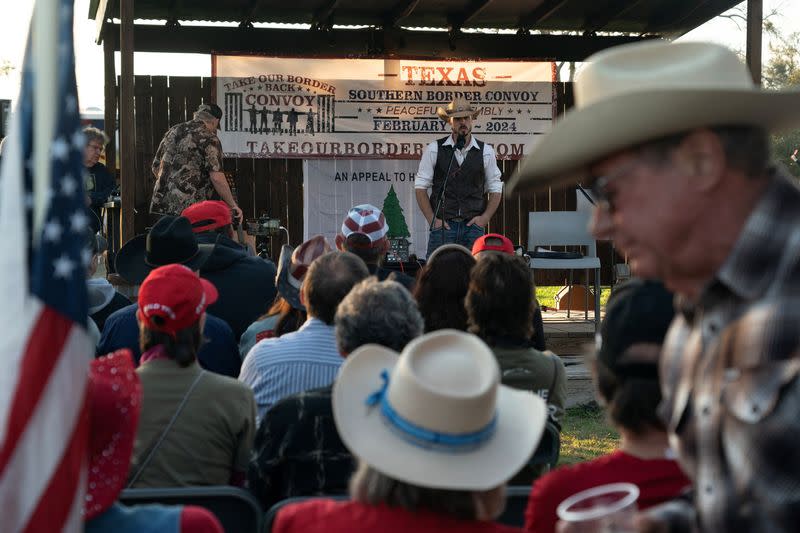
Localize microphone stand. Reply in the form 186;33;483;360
430;134;465;249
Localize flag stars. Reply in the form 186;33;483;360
66;95;78;114
81;248;93;269
53;254;76;279
71;129;85;150
60;1;72;22
69;210;89;233
60;174;78;196
51;137;70;162
43;220;63;242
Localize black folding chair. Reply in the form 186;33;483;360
119;485;263;533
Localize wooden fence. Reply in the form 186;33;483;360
118;76;616;284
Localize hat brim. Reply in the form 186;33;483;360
275;245;304;310
333;345;547;491
436;107;481;121
114;234;214;284
507;88;800;194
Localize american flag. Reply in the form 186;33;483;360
0;0;93;531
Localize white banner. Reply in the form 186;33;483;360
214;56;555;160
303;159;432;258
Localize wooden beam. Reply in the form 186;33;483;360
746;0;762;85
103;37;116;177
384;0;420;27
94;0;110;44
311;0;342;29
240;0;264;27
167;0;184;24
103;24;653;61
518;0;568;31
645;0;715;33
448;0;494;31
583;0;645;34
119;0;135;243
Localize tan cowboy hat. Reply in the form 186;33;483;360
332;329;547;491
507;40;800;193
436;97;481;121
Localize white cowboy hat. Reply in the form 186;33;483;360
332;329;547;491
507;40;800;193
437;97;481;121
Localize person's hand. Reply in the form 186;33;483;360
467;214;489;227
430;218;450;230
231;204;243;225
85;194;92;207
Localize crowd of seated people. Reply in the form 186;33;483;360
74;39;800;532
82;196;689;529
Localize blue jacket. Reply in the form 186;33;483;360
97;304;241;378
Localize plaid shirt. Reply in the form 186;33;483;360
655;169;800;532
247;384;354;509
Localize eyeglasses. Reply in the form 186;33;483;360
588;157;643;213
87;142;104;153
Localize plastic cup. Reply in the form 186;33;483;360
556;482;640;533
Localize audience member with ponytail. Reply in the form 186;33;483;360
129;264;257;489
524;280;691;533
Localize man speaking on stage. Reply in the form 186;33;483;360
414;97;503;256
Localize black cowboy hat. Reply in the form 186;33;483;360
115;216;214;284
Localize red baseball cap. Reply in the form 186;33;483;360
137;264;218;336
181;200;232;233
472;233;515;256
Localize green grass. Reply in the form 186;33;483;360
536;286;612;310
558;403;619;466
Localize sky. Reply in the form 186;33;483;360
1;0;800;111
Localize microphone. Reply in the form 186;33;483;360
456;134;466;150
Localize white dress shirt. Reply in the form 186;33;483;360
415;135;503;194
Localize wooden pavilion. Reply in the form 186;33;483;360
87;0;760;282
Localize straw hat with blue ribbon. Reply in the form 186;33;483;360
332;329;547;490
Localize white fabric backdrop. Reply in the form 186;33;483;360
303;159;431;257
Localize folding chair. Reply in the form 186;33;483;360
119;485;263;533
528;210;601;332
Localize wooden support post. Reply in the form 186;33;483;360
120;0;135;242
746;0;762;86
103;38;116;176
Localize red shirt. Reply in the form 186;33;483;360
524;450;691;533
275;498;523;533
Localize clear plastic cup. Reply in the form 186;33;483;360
556;482;640;532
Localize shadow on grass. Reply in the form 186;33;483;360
558;402;619;466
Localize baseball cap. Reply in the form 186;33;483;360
137;264;219;336
596;279;675;379
197;103;223;120
472;233;515;256
181;200;232;233
341;204;388;248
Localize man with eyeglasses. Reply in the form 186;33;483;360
83;126;116;229
510;41;800;533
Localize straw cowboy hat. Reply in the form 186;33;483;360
436;97;481;121
333;329;547;490
508;40;800;193
84;350;141;520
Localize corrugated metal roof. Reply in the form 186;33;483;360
89;0;740;36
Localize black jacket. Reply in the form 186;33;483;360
197;233;278;341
